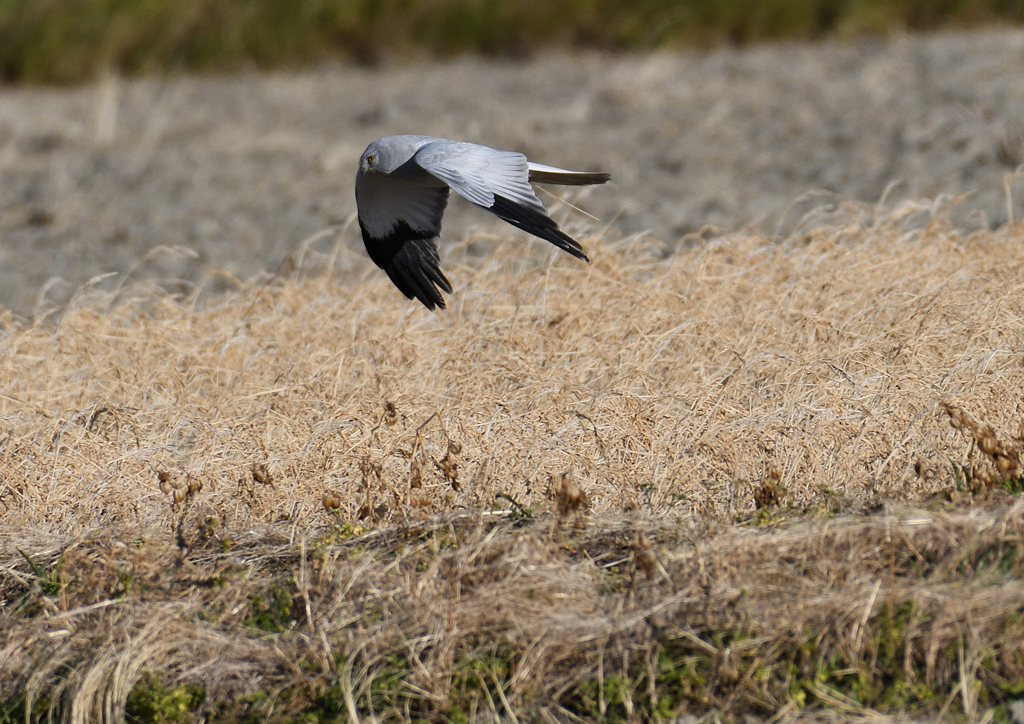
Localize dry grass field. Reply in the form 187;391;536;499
3;196;1024;721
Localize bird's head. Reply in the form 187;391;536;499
359;141;386;175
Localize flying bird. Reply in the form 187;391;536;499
355;135;610;309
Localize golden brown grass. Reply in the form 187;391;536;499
2;199;1024;721
3;200;1024;532
4;501;1024;722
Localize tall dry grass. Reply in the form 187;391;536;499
2;198;1023;535
2;198;1024;720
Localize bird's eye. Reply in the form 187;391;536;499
366;155;375;164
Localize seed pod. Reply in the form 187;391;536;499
361;457;381;487
158;470;173;495
554;471;586;517
252;462;272;486
941;401;966;429
436;442;460;490
753;481;781;509
438;454;458;487
187;478;203;496
996;453;1018;478
409;458;423;489
323;493;341;511
173;487;188;505
384;401;398;427
634;534;657;579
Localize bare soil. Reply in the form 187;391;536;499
1;30;1024;317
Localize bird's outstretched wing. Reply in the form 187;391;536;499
355;168;453;310
413;141;592;262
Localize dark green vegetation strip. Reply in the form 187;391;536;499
2;491;1024;722
2;0;1024;83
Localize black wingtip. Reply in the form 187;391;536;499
489;195;591;262
383;243;452;310
361;221;452;310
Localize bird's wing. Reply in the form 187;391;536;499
528;162;611;186
355;168;453;310
413;140;546;213
412;140;591;262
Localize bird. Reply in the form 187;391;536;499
355;135;610;310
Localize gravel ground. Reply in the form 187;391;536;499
1;29;1023;317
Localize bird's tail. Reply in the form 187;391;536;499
527;162;611;186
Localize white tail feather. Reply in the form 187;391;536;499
528;162;610;186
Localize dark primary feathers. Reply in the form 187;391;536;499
355;135;609;309
361;221;453;311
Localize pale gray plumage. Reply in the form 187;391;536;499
355;135;610;310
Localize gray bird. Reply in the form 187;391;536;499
356;135;610;310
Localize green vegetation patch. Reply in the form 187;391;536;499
2;0;1024;83
104;609;1024;722
5;498;1024;722
125;672;205;724
245;580;301;633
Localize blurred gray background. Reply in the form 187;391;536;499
1;30;1023;317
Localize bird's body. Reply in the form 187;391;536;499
355;135;610;309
